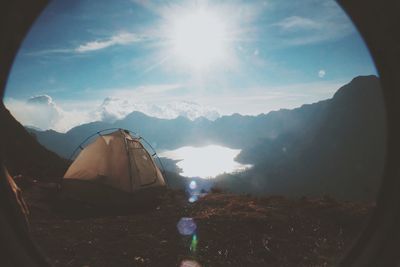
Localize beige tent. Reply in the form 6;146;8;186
62;129;166;206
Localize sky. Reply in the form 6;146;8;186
4;0;377;132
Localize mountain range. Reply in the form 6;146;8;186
27;95;331;159
215;75;386;200
24;75;385;200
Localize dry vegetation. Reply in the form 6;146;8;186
21;182;373;267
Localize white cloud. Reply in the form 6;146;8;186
271;3;355;47
22;33;145;56
274;16;321;31
75;32;142;53
23;48;73;56
21;95;63;130
4;96;96;132
318;69;326;78
26;95;54;105
96;97;220;122
4;80;346;133
4;92;220;132
95;79;339;121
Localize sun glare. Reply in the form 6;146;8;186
169;8;229;71
160;145;251;178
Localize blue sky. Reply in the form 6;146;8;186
4;0;377;132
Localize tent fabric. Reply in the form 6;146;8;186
64;130;165;193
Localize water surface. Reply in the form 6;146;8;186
160;145;251;178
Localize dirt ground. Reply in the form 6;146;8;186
23;184;373;267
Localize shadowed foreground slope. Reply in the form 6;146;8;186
0;103;68;179
25;188;372;267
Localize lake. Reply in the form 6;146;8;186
159;145;251;178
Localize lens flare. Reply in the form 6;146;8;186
189;180;197;190
188;195;198;203
190;234;198;252
177;217;197;236
180;259;202;267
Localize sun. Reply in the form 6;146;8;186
169;8;229;71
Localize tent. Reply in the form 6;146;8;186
61;129;166;207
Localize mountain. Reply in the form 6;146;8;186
27;99;329;159
216;75;386;200
0;103;69;179
24;75;385;200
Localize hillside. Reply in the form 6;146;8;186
25;188;372;267
217;76;386;200
0;103;69;179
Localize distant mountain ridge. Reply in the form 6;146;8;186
28;96;330;159
216;75;386;200
25;75;386;200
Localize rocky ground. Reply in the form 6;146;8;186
23;183;373;267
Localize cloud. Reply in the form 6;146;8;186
75;32;142;53
318;69;326;78
274;16;321;31
4;93;220;132
63;83;221;122
23;32;146;56
4;96;96;132
23;48;73;56
96;97;220;122
20;95;63;130
4;79;346;133
270;1;355;47
96;97;146;121
27;95;55;105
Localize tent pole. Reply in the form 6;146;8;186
121;130;135;193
